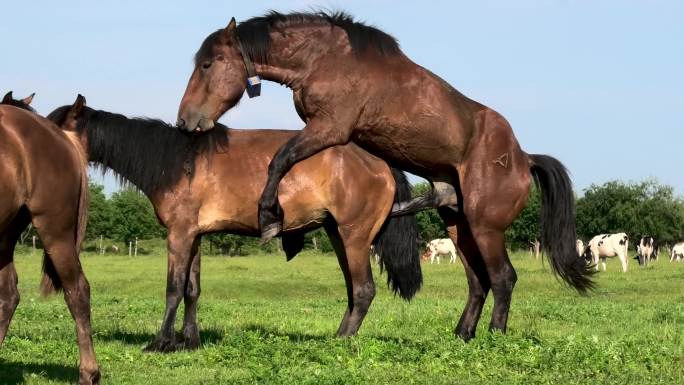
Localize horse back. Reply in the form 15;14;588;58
186;129;393;234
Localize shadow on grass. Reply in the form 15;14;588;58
97;328;224;346
242;324;417;346
243;324;333;342
0;360;78;385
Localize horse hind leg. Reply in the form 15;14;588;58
439;208;490;341
0;208;30;345
324;220;375;337
35;223;100;384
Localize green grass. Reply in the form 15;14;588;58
1;250;683;384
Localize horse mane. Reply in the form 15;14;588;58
47;106;228;195
195;10;400;65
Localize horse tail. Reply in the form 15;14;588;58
529;154;595;293
40;159;88;296
40;251;62;296
373;168;422;301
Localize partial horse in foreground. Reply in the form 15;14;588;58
0;93;99;384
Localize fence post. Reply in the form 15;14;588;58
129;241;132;256
134;237;138;257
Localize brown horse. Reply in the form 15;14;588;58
176;11;594;341
49;95;421;352
0;94;99;384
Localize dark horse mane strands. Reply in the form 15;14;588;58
195;10;400;65
47;106;228;195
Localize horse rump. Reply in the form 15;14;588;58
373;168;422;300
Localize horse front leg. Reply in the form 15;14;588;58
259;118;351;242
145;232;195;352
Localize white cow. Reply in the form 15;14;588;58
422;238;457;264
636;236;657;266
584;233;630;272
670;242;684;262
576;239;585;257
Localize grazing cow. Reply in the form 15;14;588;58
671;243;684;262
636;236;657;266
422;239;457;264
583;233;630;272
576;240;585;257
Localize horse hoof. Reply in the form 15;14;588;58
79;368;101;385
179;335;201;350
143;336;179;353
454;329;475;342
260;223;282;244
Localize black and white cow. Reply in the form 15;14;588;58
636;236;658;266
671;242;684;262
583;233;630;272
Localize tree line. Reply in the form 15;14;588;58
22;180;684;256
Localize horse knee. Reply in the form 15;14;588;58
353;281;375;310
184;280;201;301
491;265;517;294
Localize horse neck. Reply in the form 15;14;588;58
253;25;349;89
82;117;187;198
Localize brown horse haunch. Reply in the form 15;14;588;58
0;94;100;384
177;11;595;341
49;95;421;352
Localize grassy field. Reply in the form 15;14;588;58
1;249;683;385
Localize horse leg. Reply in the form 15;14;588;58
0;209;27;346
38;234;100;385
601;257;607;272
325;221;376;337
180;237;201;350
439;208;490;341
145;231;195;352
324;222;353;334
258;120;351;242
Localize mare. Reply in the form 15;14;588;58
48;95;421;352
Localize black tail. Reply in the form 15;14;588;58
529;154;594;293
373;168;422;300
40;252;62;296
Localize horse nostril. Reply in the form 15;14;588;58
176;118;186;129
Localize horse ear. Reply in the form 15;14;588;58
71;94;87;117
224;17;237;36
22;93;35;105
2;91;13;104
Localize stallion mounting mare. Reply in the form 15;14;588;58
177;11;594;340
49;95;421;352
0;93;100;384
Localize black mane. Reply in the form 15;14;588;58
195;10;400;65
47;106;228;195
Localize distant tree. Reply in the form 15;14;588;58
109;188;165;243
576;180;684;244
411;182;446;244
86;183;113;240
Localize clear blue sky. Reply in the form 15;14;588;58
2;1;683;196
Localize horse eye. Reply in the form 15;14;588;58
216;55;225;61
201;61;212;70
